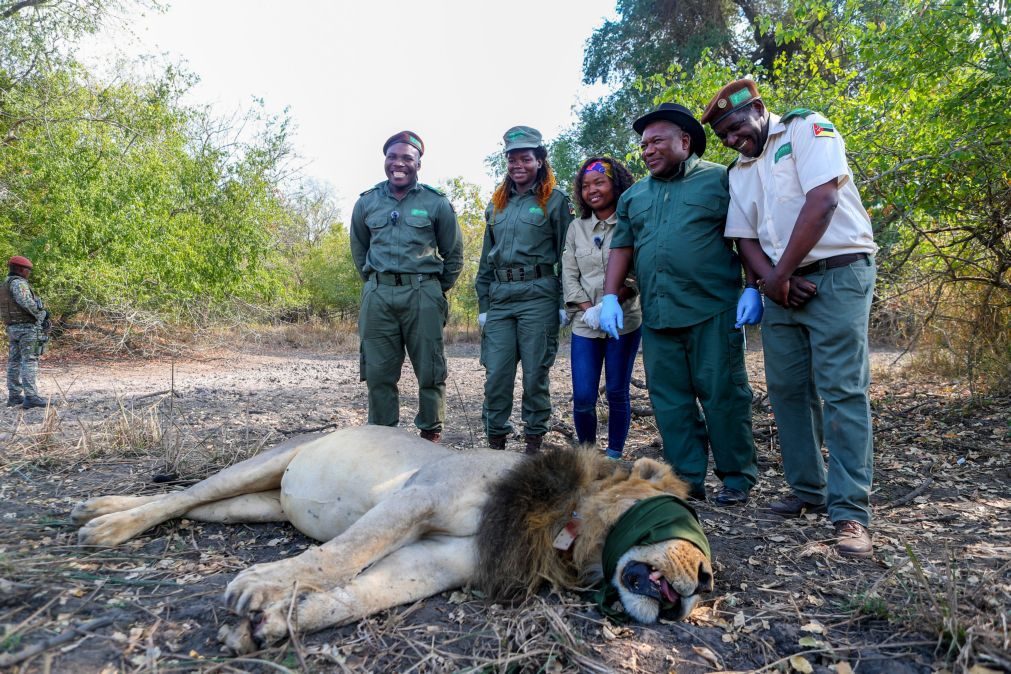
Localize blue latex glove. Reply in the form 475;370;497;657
559;309;570;328
735;287;764;328
599;294;623;339
478;312;487;329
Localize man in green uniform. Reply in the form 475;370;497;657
2;255;49;409
702;79;877;556
350;131;463;443
475;126;572;453
599;104;760;506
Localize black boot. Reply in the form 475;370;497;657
524;434;543;455
22;395;47;409
6;394;23;407
488;435;507;450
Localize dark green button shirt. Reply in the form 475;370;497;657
611;154;741;329
475;185;571;312
350;181;464;291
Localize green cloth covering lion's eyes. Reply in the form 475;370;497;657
592;495;711;621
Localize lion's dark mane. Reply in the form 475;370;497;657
474;449;592;600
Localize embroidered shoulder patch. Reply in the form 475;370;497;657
774;142;793;163
410;208;428;217
813;122;836;138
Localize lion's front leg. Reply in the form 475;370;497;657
220;535;477;653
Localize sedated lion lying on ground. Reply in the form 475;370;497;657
72;426;714;652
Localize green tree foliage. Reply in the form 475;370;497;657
441;177;486;326
651;0;1010;392
1;1;300;324
573;0;798;162
300;225;361;320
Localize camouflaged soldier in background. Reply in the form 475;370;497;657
2;255;49;409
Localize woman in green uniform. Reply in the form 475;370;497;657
475;126;573;454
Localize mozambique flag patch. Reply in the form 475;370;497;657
813;122;836;138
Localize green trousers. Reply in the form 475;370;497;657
762;258;876;526
481;277;560;437
641;307;758;494
358;275;448;432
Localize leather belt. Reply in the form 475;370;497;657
794;253;869;277
493;264;556;282
372;272;436;286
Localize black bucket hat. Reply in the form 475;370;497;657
632;103;707;158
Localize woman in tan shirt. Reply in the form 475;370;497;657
561;157;641;459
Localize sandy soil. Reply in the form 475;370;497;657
0;338;1008;673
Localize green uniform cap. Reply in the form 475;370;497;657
503;125;543;153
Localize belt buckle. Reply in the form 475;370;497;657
506;269;514;281
518;267;526;281
394;273;403;286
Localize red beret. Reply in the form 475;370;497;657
382;131;424;157
8;255;32;269
700;79;761;126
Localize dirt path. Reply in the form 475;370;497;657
1;341;1008;673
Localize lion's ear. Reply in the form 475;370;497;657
629;458;670;483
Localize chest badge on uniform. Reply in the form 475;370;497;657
813;123;836;138
529;206;544;215
774;142;793;163
410;209;428;217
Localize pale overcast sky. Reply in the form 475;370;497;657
91;0;618;217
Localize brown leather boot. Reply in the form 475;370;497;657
419;429;441;443
524;434;543;455
834;520;873;558
488;434;507;450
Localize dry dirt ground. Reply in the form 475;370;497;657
0;335;1008;674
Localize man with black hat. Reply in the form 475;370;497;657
701;79;877;557
350;131;463;443
2;255;49;409
599;104;760;506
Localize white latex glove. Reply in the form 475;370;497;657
582;303;603;330
478;312;487;329
558;309;570;327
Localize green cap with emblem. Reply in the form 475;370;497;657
503;125;543;153
383;130;424;156
700;79;761;127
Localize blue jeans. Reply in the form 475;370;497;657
570;328;642;457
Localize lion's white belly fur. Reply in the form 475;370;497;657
280;426;520;541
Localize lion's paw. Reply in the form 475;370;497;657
71;496;158;524
77;511;149;547
224;560;304;614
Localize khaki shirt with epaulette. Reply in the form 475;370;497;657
475;185;571;313
561;213;642;338
350;181;464;292
723;111;877;265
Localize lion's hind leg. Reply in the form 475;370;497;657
76;433;314;547
220;535;477;653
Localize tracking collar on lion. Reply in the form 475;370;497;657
595;494;710;621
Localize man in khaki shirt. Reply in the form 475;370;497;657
702;79;878;557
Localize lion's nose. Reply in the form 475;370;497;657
696;561;714;593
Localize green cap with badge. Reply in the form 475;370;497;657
503;125;543;153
